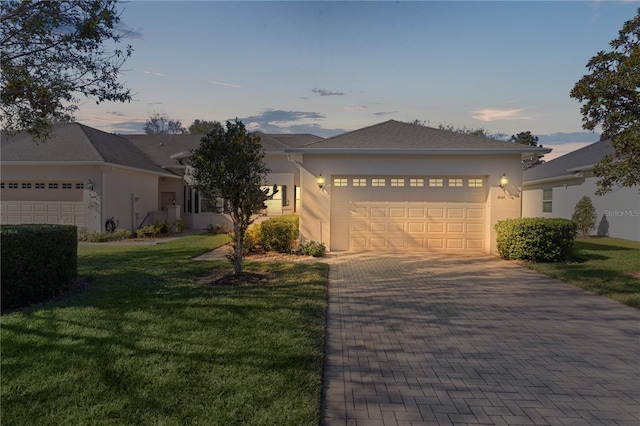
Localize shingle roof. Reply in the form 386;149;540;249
287;120;551;155
126;134;204;170
524;139;612;183
1;123;175;176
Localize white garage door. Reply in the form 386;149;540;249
0;201;84;227
330;176;487;252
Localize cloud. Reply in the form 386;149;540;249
147;102;163;106
372;111;398;116
345;105;367;111
471;108;534;122
107;111;125;117
143;71;166;77
107;121;146;134
240;109;325;124
237;109;334;135
210;81;240;88
543;142;595;162
312;87;344;96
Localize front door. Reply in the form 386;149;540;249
161;192;176;212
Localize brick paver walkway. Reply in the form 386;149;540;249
321;253;640;426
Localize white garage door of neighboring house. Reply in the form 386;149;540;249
330;176;487;252
0;201;84;227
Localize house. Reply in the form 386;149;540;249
1;120;549;254
522;139;640;241
0;123;181;233
127;131;323;230
282;120;549;254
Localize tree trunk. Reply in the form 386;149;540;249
232;220;244;275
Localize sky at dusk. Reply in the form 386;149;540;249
75;1;638;160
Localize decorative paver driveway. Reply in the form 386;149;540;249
321;253;640;426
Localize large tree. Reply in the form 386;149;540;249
570;9;639;195
510;131;544;169
1;0;133;142
188;120;276;275
188;119;219;135
144;112;186;135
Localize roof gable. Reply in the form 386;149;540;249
1;123;176;176
524;139;612;183
290;120;550;154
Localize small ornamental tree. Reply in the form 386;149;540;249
572;196;598;238
188;119;276;274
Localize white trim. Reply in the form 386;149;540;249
523;173;583;186
2;161;181;179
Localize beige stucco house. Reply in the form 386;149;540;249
1;120;550;254
522;139;640;241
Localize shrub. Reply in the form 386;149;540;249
572;196;597;238
1;224;77;312
259;214;300;253
495;218;577;262
300;240;326;257
243;224;262;254
136;225;159;238
173;218;186;233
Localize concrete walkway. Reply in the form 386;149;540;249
321;253;640;426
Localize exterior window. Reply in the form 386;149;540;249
543;188;553;213
9;183;18;189
468;178;483;187
76;183;84;189
390;178;404;187
184;186;193;213
35;183;45;189
200;196;214;213
333;178;348;187
448;178;463;187
48;183;58;189
352;178;367;187
62;183;73;189
22;183;32;189
372;178;386;187
429;178;443;187
0;183;4;189
410;178;424;187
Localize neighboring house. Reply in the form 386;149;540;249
522;139;640;241
1;123;181;233
1;120;549;254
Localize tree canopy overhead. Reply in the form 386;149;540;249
1;0;133;142
570;8;639;194
510;131;544;169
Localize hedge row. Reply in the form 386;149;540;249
495;218;577;262
1;225;78;312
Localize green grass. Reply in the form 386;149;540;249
1;235;329;425
525;237;640;309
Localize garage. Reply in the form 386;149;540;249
0;201;84;226
330;175;487;252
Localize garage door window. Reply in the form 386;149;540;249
449;178;463;187
333;178;348;187
372;178;386;187
409;178;424;187
35;183;45;189
468;178;483;187
21;183;31;189
352;178;366;187
429;178;443;187
390;178;404;187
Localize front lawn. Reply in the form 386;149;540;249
525;237;640;309
1;235;329;425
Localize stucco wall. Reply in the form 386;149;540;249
523;174;640;241
102;167;163;232
295;153;524;253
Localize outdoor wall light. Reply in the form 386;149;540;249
87;180;94;191
317;174;325;189
499;173;509;188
